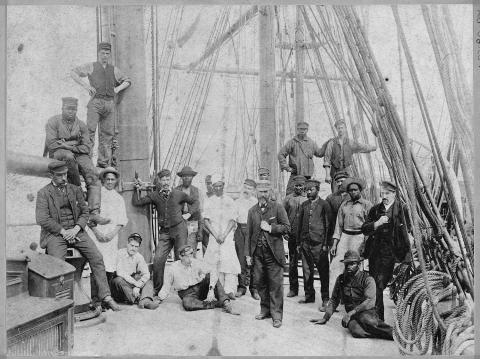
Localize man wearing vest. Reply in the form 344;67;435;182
323;119;376;192
71;42;131;168
310;250;393;340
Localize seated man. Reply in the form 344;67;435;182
110;233;158;310
157;245;239;315
309;250;393;340
35;160;120;311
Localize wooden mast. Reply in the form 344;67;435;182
295;6;305;124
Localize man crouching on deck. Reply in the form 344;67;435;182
156;244;239;315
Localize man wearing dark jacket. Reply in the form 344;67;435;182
361;180;412;321
297;179;334;310
246;180;290;328
36;160;120;311
132;169;199;294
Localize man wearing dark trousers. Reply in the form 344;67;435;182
282;175;307;298
132;169;199;294
246;180;290;328
35;160;120;311
361;180;411;321
296;179;334;311
310;250;393;340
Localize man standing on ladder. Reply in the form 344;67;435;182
71;42;131;168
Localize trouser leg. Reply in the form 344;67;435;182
348;319;371;338
234;226;248;290
45;235;69;259
253;247;270;316
53;149;81;186
371;257;395;321
152;233;174;294
265;248;284;321
139;280;155;301
110;276;136;303
288;235;299;293
76;153;101;214
312;244;330;300
86;99;102;156
97;100;114;168
90;271;114;303
355;309;394;340
301;243;316;300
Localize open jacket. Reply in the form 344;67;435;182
245;200;290;265
36;182;89;249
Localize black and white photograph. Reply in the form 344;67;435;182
3;2;475;356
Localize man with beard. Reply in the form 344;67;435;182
175;166;202;257
325;171;350;218
296;179;333;310
246;180;290;328
330;177;372;295
309;250;393;340
234;179;260;299
132;169;199;294
361;181;411;321
278;122;326;196
282;175;307;298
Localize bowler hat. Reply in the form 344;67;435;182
177;166;197;177
98;42;112;51
48;160;68;174
380;180;397;192
340;250;363;263
344;177;365;191
157;169;171;179
100;166;119;179
211;174;224;186
305;179;321;188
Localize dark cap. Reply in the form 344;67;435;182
100;166;119;179
293;175;306;185
380;180;397;192
157;169;171;179
127;233;143;244
97;42;112;51
340;250;363;263
256;179;271;190
62;97;78;108
48;160;68;174
258;167;270;176
305;179;321;188
344;177;365;191
334;171;349;181
179;244;193;256
296;121;309;129
334;118;346;128
244;179;257;188
177;166;197;177
205;175;212;182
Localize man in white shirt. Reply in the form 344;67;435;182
157;245;238;315
110;233;158;309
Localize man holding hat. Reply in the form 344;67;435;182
330;177;372;295
296;179;333;309
325;170;350;217
246;180;290;328
282;175;308;298
278;121;326;196
44;97;108;226
71;42;131;168
132;169;199;294
323;119;376;192
87;167;128;305
175;166;202;257
233;179;259;299
310;250;394;340
36;160;120;311
361;180;412;321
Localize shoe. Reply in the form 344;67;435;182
287;290;298;297
273;319;282;328
235;289;246;297
318;299;329;312
255;313;272;320
138;298;159;310
251;290;260;300
103;296;121;311
227;292;236;300
298;297;315;304
222;300;240;315
90;213;111;226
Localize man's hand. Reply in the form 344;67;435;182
205;288;216;303
311;318;328;325
330;243;338;257
61;227;80;243
260;220;271;232
132;287;141;299
376;215;389;227
87;86;97;97
285;167;293;173
182;213;192;221
246;256;252;267
325;175;332;184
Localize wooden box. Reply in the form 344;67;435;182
7;256;30;298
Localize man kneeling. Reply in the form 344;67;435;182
309;250;393;340
157;245;239;315
111;233;158;310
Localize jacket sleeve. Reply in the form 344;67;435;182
270;204;290;236
361;205;378;236
313;139;326;158
72;120;92;155
277;140;292;171
296;203;304;245
324;200;334;246
75;186;89;229
45;118;62;153
322;139;334;168
35;189;63;234
245;209;253;257
132;191;154;206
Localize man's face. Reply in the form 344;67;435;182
380;188;396;206
258;173;269;180
336;178;346;192
345;261;360;276
296;126;308;137
347;184;361;201
181;175;193;187
213;183;224;197
127;239;140;256
257;188;269;202
294;183;304;195
52;171;68;187
158;175;171;190
242;183;255;198
104;173;117;191
336;123;347;137
98;49;111;64
205;179;213;193
180;248;194;266
306;185;319;200
62;105;77;121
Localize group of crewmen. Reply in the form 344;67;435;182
35;40;412;339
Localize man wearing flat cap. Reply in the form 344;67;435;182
278;122;326;196
282;175;307;298
71;42;131;168
87;167;128;305
330;177;372;296
44;97;108;226
296;179;334;310
133;168;199;294
325;171;350;218
246;180;290;328
36;160;120;311
310;250;394;340
175;166;202;257
323;119;376;192
361;180;412;321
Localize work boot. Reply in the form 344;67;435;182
318;299;329;312
298;297;315;304
255;312;272;320
138;298;159;310
235;288;246;298
287;290;298;297
227;292;236;300
89;213;111;226
103;296;121;311
251;289;260;300
273;319;282;328
222;300;240;316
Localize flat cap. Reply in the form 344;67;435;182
340;250;363;263
177;166;197;177
244;178;257;188
305;179;321;188
157;169;171;179
293;175;306;184
48;160;68;174
97;42;112;51
380;180;397;192
344;177;365;191
127;233;143;244
62;97;78;107
100;166;119;179
178;244;193;256
211;174;224;186
334;171;349;181
296;121;309;128
334;118;346;128
257;167;270;176
256;179;271;189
